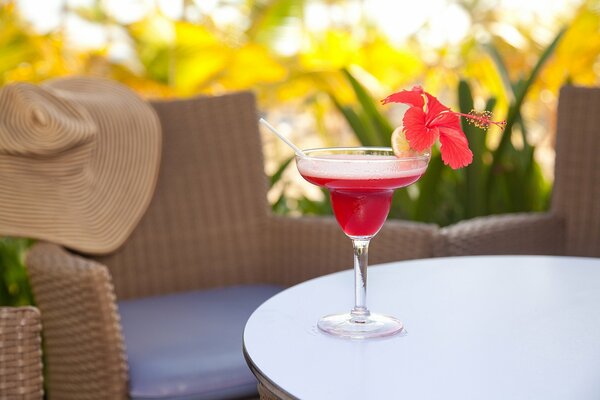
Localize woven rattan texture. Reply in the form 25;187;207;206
264;216;437;286
0;307;43;400
264;216;349;285
94;92;272;299
372;219;438;263
26;243;128;399
552;86;600;257
439;213;565;256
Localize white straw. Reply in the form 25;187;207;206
259;118;306;157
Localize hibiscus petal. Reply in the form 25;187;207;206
438;126;473;169
429;111;461;129
381;86;424;107
424;93;451;125
403;106;437;151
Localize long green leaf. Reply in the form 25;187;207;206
514;114;531;149
328;93;378;146
458;80;487;217
413;154;445;222
486;27;566;200
271;187;290;214
491;27;566;164
485;43;516;103
270;156;294;187
341;69;393;146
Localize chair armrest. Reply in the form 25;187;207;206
371;219;439;264
265;215;438;285
437;212;565;256
25;242;128;399
0;306;44;399
265;215;349;285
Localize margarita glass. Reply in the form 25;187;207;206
296;147;430;339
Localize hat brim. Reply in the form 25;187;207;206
0;77;161;254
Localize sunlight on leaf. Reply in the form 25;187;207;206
301;30;358;70
220;43;287;89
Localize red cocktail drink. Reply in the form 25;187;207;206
295;147;429;340
298;154;426;238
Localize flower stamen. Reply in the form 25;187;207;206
453;110;506;131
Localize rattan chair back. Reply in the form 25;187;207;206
94;92;272;299
552;85;600;257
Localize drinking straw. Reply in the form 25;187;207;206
259;118;306;157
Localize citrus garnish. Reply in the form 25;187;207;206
391;126;425;158
391;126;409;155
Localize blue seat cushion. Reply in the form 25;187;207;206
118;284;282;400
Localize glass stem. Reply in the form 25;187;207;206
351;238;371;323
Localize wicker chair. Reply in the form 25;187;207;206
0;307;44;400
439;85;599;257
24;91;438;400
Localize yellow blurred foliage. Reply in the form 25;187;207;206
301;30;360;70
219;43;288;90
172;22;230;94
0;0;598;162
544;9;600;90
358;37;424;92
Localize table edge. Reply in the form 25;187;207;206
243;343;298;400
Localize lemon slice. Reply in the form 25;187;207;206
391;126;428;158
391;126;412;157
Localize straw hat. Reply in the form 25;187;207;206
0;77;161;254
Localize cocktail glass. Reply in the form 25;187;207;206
296;147;430;339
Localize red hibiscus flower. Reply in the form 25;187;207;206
382;86;504;169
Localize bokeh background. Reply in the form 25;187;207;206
1;0;599;305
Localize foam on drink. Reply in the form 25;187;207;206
297;154;427;180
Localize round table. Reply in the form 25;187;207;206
244;256;600;400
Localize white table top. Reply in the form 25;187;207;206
244;256;600;400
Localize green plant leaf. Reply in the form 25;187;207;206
328;93;377;146
458;80;487;217
413;153;445;222
485;42;516;103
0;237;34;306
341;68;393;146
486;26;566;205
270;156;294;187
489;27;566;173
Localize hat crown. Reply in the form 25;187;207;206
0;83;96;158
0;77;161;254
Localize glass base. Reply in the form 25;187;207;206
317;312;405;339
